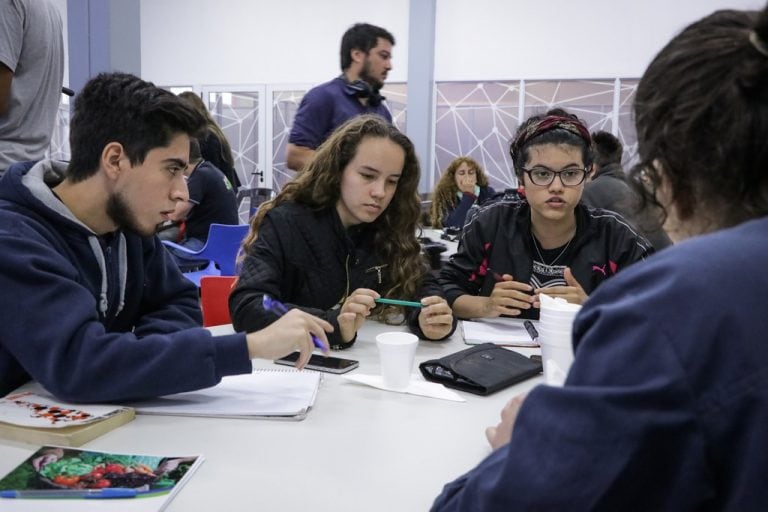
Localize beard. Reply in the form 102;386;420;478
359;60;383;91
106;191;153;237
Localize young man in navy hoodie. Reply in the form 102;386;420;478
0;72;331;403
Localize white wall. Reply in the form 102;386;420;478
139;0;765;86
139;0;409;86
435;0;766;81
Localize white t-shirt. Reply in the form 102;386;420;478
0;0;64;173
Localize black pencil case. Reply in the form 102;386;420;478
418;343;542;396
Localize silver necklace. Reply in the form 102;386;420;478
532;233;572;266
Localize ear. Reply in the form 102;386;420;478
588;163;597;180
350;48;366;65
102;142;125;181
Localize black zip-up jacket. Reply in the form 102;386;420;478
438;200;653;319
230;202;455;349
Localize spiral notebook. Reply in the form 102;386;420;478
126;369;322;421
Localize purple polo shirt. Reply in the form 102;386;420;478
288;77;393;149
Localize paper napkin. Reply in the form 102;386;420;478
343;373;465;402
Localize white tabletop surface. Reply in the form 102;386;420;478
0;321;542;511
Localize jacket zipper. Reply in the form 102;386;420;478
365;264;388;284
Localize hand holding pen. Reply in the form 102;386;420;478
337;288;380;343
246;296;331;368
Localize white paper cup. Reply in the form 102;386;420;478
536;325;573;343
539;341;574;386
538;321;576;386
376;332;419;390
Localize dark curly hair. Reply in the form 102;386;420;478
631;8;768;232
242;115;425;312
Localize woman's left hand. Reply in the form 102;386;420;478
417;296;454;340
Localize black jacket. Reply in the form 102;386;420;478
441;185;497;229
230;202;454;349
438;200;653;319
582;163;671;250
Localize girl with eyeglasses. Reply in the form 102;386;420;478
439;108;653;320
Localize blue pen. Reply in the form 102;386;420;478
263;295;326;350
0;488;138;499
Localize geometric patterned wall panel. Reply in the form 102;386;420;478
616;79;639;167
522;80;616;133
205;91;260;190
271;87;308;191
50;80;641;200
48;96;71;162
434;79;640;195
434;81;521;192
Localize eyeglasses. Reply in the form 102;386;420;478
520;166;588;187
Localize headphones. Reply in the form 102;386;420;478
342;78;384;107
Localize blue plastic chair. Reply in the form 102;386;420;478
162;223;249;286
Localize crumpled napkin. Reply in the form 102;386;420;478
343;373;465;402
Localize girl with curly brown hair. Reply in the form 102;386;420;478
430;156;495;228
230;115;455;349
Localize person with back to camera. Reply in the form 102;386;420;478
0;72;332;403
429;156;496;229
230;115;456;350
582;129;671;250
0;0;64;177
285;22;395;172
178;91;241;189
432;5;768;510
438;108;653;321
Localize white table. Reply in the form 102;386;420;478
0;322;542;511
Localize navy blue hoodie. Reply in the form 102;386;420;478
0;161;251;402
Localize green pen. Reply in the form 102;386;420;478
375;297;423;308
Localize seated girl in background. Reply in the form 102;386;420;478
230;115;456;349
438;109;653;320
429;156;496;229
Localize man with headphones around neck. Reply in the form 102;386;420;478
285;23;395;172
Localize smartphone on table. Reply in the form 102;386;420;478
274;352;359;374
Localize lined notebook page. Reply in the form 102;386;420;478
127;369;322;420
462;318;539;347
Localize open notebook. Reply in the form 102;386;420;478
461;318;539;347
126;369;322;421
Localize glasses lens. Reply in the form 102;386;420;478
561;169;586;186
529;169;553;185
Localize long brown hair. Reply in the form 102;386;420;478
429;156;488;228
242;115;425;303
178;91;235;170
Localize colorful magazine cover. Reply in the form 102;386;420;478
0;446;203;511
